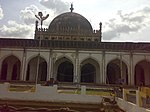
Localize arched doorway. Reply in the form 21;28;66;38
81;63;95;83
55;57;73;82
107;59;128;84
26;56;47;82
135;60;150;86
80;58;100;83
0;55;21;81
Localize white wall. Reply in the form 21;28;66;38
0;83;102;104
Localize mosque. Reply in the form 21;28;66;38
0;4;150;86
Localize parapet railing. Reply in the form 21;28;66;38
123;87;150;108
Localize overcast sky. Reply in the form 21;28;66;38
0;0;150;42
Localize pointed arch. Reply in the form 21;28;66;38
134;60;150;86
0;55;21;81
80;58;100;83
27;54;47;65
55;55;74;65
26;56;47;82
54;57;74;82
106;59;128;84
80;56;99;65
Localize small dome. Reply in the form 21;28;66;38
48;12;93;35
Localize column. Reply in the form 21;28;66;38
73;58;78;83
0;49;1;78
130;52;134;85
120;53;123;79
23;57;27;81
99;61;102;84
136;90;140;106
102;51;106;84
0;61;2;79
81;86;86;95
20;49;26;81
128;52;131;85
101;52;103;84
51;57;54;79
123;89;127;101
51;53;56;80
77;63;81;83
47;50;52;81
74;51;79;83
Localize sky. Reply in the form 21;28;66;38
0;0;150;42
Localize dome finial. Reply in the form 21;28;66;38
70;3;74;12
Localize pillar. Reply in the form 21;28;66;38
81;86;86;95
23;58;28;81
102;51;106;84
0;61;2;79
74;51;80;83
0;49;1;78
130;52;134;85
99;61;102;84
123;89;126;101
120;53;123;79
53;85;58;93
50;54;55;80
136;89;140;106
73;58;78;83
77;62;81;83
20;49;26;81
20;56;25;81
47;50;52;81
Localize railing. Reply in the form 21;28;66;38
123;87;150;108
0;81;149;107
0;83;150;111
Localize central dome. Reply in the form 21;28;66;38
48;12;93;35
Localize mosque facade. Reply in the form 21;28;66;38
0;5;150;86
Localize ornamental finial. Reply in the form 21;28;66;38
35;12;49;29
70;3;74;12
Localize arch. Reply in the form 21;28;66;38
0;55;21;81
26;56;47;82
106;59;128;84
56;55;74;65
0;54;21;62
27;54;47;65
54;57;74;82
80;58;100;83
80;56;99;65
134;60;150;86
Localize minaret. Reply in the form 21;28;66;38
99;22;102;42
35;20;38;30
34;20;38;39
